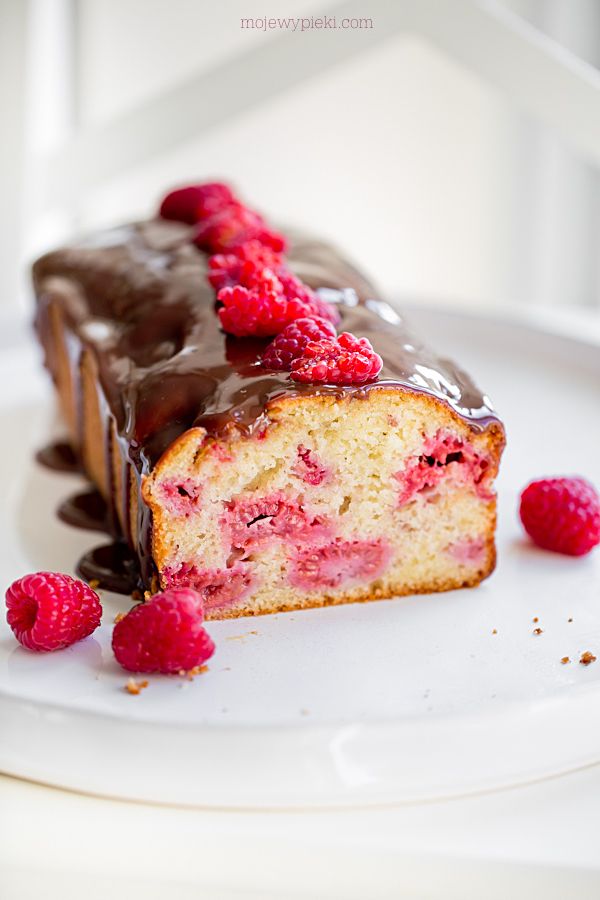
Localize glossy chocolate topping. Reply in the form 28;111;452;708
33;219;500;477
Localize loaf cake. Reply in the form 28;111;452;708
33;182;505;619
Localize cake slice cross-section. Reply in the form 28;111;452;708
33;186;505;619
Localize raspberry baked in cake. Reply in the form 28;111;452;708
33;182;505;619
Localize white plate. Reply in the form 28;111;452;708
1;307;599;808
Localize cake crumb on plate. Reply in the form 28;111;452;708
125;678;149;695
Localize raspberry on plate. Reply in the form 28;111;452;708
262;317;337;370
519;476;600;556
159;182;236;224
112;587;215;674
217;284;315;337
5;572;102;652
290;331;383;385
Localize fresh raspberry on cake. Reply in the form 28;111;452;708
218;284;315;337
276;270;316;304
309;292;341;325
207;241;284;290
520;477;600;556
262;317;336;370
276;271;338;323
112;587;215;673
159;182;236;224
291;331;383;384
194;204;287;253
5;571;102;651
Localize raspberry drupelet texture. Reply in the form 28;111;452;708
111;587;215;673
262;317;337;370
218;284;317;337
207;241;284;290
208;247;338;324
275;272;339;324
194;204;287;254
291;331;383;385
308;292;341;326
519;477;600;556
5;571;102;651
159;182;235;224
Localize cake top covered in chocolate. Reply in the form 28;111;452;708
33;217;500;472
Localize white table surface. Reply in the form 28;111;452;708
2;304;600;900
2;763;600;900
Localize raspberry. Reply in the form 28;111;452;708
290;331;383;385
193;204;287;253
262;317;336;370
310;293;341;326
217;284;315;337
162;563;254;612
290;538;390;590
207;241;284;290
276;270;317;305
159;182;236;224
112;587;215;673
274;271;338;323
5;572;102;652
519;477;600;556
293;445;329;485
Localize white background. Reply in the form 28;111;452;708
2;0;600;320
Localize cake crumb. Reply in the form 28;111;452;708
125;678;149;695
114;612;125;624
533;627;543;635
143;590;152;601
568;617;573;623
532;617;539;623
579;651;596;667
178;664;210;680
88;579;100;590
491;629;497;635
560;656;570;665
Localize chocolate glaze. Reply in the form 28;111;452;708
57;489;109;532
32;218;503;591
77;542;140;595
36;440;81;474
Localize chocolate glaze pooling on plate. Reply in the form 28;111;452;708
32;219;502;592
57;489;110;533
36;440;81;474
